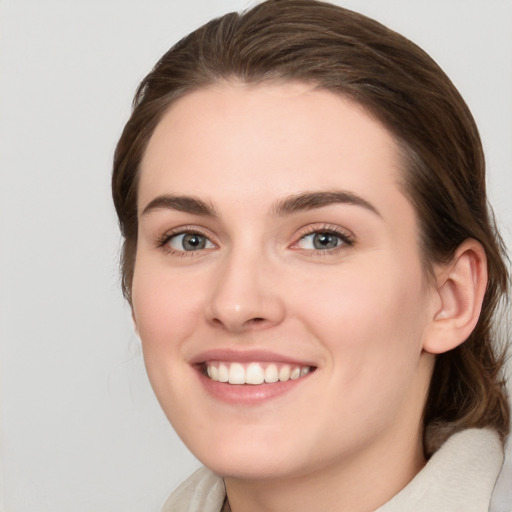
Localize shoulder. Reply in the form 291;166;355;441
377;428;504;512
161;467;226;512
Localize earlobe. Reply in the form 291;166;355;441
423;239;487;354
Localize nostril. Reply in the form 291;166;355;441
210;315;264;324
244;317;267;328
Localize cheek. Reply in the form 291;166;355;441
291;258;429;372
131;259;207;357
291;260;431;432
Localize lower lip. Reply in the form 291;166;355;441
196;369;312;406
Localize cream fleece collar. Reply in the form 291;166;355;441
161;428;504;512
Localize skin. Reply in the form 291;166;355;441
132;82;447;512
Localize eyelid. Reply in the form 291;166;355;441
154;223;354;256
290;223;355;253
156;225;218;255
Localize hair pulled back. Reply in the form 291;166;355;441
112;0;510;452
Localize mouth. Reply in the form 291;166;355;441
191;350;318;404
201;361;315;385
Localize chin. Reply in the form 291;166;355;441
201;453;307;481
183;429;313;480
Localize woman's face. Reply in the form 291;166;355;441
132;82;438;480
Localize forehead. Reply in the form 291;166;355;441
139;82;407;217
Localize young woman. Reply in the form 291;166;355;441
112;1;510;510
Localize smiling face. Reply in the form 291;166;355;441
132;82;438;483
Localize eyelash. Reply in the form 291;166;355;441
292;224;355;256
156;224;355;257
156;226;216;257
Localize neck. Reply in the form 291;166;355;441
224;425;426;512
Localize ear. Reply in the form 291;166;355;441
423;239;488;354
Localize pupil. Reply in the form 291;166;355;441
183;233;205;250
313;233;338;250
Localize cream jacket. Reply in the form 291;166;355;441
161;429;504;512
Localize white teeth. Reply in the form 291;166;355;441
218;363;229;383
264;364;279;383
290;367;301;380
228;363;245;384
246;363;265;385
208;365;218;381
205;362;313;384
278;365;291;382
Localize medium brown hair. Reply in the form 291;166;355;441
112;0;510;451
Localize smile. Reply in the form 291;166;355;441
204;361;314;385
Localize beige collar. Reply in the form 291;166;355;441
162;428;504;512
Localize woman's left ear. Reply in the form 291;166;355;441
423;239;488;354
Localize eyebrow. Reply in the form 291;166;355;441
273;190;381;217
141;195;217;217
140;190;380;218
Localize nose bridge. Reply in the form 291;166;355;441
206;240;284;332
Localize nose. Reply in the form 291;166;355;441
205;248;286;333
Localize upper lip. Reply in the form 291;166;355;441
189;348;317;367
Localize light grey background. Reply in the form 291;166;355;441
0;1;510;511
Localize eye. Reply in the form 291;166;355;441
167;232;215;252
296;229;353;252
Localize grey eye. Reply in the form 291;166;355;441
298;232;342;250
169;233;213;251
